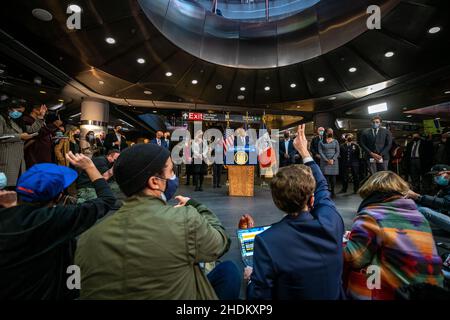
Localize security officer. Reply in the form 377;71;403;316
339;133;361;194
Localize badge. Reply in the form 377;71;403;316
234;151;248;165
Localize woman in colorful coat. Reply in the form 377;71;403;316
343;171;443;300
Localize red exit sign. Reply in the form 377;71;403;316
183;112;203;121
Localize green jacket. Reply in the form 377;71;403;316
75;196;230;300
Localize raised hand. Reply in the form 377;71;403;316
66;151;95;171
293;124;310;158
0;190;17;208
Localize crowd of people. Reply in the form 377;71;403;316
0;96;450;300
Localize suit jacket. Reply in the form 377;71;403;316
248;161;345;300
340;143;361;166
360;127;392;160
279;139;296;166
150;138;168;149
104;132;128;152
404;139;434;173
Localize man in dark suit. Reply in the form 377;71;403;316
245;124;345;300
360;116;392;175
279;132;296;167
310;127;324;164
104;125;128;152
339;133;361;194
151;130;168;149
404;133;434;192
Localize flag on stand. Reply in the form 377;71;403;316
256;116;277;169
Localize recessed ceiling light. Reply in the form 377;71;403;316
436;117;441;120
296;105;301;109
32;8;53;21
216;84;223;90
237;95;245;100
406;115;412;118
144;90;152;95
137;58;146;64
39;90;46;94
264;86;270;91
349;67;357;73
290;83;297;88
105;37;116;44
68;4;82;13
191;80;198;85
98;80;104;85
329;97;337;100
385;51;395;58
445;91;450;94
165;72;173;77
153;110;157;113
318;77;325;83
428;26;441;34
240;87;246;91
58;99;64;103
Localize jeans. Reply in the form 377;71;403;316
207;261;241;300
418;206;450;233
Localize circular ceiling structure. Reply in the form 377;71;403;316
139;0;401;69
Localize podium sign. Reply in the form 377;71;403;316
228;166;255;197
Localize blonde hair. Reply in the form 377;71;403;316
358;171;410;199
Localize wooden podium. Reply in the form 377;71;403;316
228;165;255;197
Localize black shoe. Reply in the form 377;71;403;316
217;185;222;188
194;186;200;191
338;189;347;194
199;187;204;192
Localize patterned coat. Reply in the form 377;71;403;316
319;139;340;176
0;115;26;187
343;197;443;300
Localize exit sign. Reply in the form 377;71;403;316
182;112;203;121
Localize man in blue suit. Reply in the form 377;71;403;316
245;124;345;300
279;131;297;167
151;131;168;149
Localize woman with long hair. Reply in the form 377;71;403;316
0;98;33;187
54;126;80;166
343;171;443;300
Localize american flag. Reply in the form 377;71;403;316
223;127;234;152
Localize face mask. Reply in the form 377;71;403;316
372;123;380;129
413;137;420;142
0;172;7;189
434;175;449;187
156;174;179;202
347;138;353;142
9;111;22;119
327;133;333;138
74;134;80;139
319;131;324;136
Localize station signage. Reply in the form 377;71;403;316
182;112;262;123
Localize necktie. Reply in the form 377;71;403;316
158;139;161;146
412;142;419;158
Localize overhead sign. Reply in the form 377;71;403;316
182;112;262;123
423;119;441;135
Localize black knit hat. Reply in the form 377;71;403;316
114;144;170;197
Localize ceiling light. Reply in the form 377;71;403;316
349;67;357;73
240;87;246;91
58;99;64;103
144;90;152;95
165;72;173;77
153;110;157;113
137;58;146;64
191;80;198;85
296;106;301;109
32;8;53;21
385;51;395;58
237;95;245;100
428;27;441;34
264;86;270;91
216;84;222;90
39;90;46;94
436;118;441;120
290;83;297;88
318;77;325;83
368;102;388;114
105;37;116;44
445;91;450;94
406;115;412;118
329;97;336;101
98;80;104;85
68;4;82;13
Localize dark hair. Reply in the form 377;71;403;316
0;98;26;130
372;116;382;122
106;149;120;157
270;165;316;215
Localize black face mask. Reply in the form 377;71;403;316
74;134;80;139
413;137;420;142
327;133;333;138
347;138;353;142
